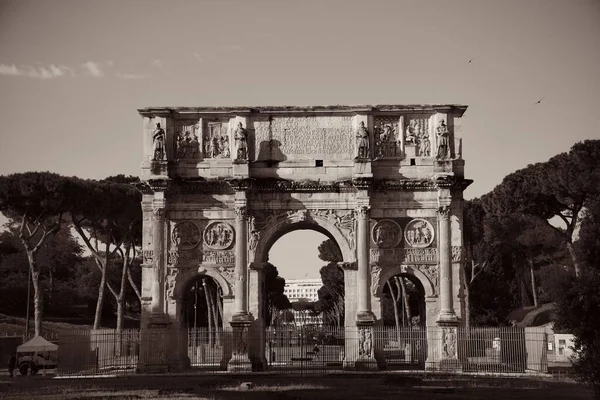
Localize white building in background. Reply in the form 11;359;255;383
284;279;323;326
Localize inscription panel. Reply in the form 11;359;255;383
255;116;354;157
370;248;437;264
202;250;235;265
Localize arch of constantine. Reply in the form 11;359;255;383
137;104;471;372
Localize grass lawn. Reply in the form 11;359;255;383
0;374;593;400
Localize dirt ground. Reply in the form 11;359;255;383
0;373;594;400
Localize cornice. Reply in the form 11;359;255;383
137;104;468;118
141;176;473;194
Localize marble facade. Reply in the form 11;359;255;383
137;105;471;372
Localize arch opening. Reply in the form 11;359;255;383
380;273;426;328
260;221;347;330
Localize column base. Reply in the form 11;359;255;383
436;312;459;324
353;159;372;178
232;160;249;177
354;356;379;371
356;311;376;324
148;313;171;326
227;354;253;372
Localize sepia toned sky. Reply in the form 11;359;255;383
1;0;599;279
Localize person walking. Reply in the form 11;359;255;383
8;353;16;378
312;343;320;361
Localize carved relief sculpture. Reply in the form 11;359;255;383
416;264;439;291
404;219;435;248
451;246;462;262
203;222;235;250
220;135;230;158
234;122;248;161
404;120;419;144
172;221;202;250
204;122;231;159
248;215;260;252
374;117;400;158
358;327;373;358
165;267;177;300
364;329;373;358
436;119;450;159
175;126;201;160
371;265;382;295
442;327;457;358
216;265;235;283
142;250;154;264
152;123;166;161
355;121;370;159
372;219;402;248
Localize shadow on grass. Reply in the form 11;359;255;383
0;375;594;400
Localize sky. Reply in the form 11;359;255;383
1;0;599;280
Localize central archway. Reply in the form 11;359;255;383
248;210;353;370
252;211;355;265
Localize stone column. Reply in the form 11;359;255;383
228;203;252;372
150;204;166;319
356;206;373;320
437;205;456;322
233;205;249;317
436;204;460;371
354;206;377;370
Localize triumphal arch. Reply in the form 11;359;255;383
137;105;471;372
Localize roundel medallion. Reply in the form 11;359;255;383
171;221;201;250
371;219;402;248
203;221;235;250
404;218;435;248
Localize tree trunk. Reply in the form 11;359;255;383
529;259;538;308
398;277;412;326
202;279;214;347
115;251;130;357
48;265;54;305
566;241;581;278
209;284;220;345
94;257;107;330
27;252;43;337
462;263;471;329
387;280;401;333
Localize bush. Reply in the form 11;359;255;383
555;269;600;399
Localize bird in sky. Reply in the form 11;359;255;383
468;58;473;63
535;96;545;104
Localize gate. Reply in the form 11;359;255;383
380;327;427;369
265;325;345;374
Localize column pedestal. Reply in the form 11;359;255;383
227;320;253;372
437;323;461;372
353;321;379;370
248;262;267;370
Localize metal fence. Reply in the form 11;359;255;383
53;325;553;377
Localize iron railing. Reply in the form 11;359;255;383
54;325;555;377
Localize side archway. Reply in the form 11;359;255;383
374;265;436;299
173;267;233;301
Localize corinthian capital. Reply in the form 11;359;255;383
356;206;371;218
437;205;450;220
151;207;165;220
235;206;248;219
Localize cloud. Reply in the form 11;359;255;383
116;71;149;79
0;63;74;79
151;58;165;68
82;61;103;77
0;64;21;76
220;44;243;51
